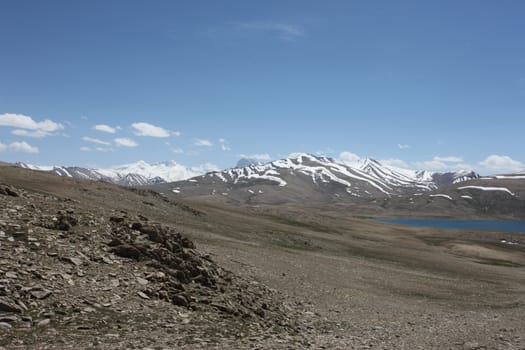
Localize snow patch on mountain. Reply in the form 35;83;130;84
430;194;453;200
458;186;516;196
97;160;218;183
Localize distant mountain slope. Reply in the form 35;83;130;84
153;153;480;205
381;176;525;219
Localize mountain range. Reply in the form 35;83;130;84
152;153;485;205
16;160;218;186
16;154;479;190
15;153;495;206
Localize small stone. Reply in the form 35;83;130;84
101;256;113;264
111;245;141;259
137;291;150;300
37;319;51;327
147;271;166;280
136;277;148;285
110;279;120;288
16;300;28;311
0;297;22;313
77;325;92;330
0;315;19;323
30;289;52;300
171;295;189;307
63;257;83;266
0;322;12;329
3;187;19;197
254;308;265;318
5;271;17;279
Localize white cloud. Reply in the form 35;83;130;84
11;129;50;138
0;113;63;137
238;21;305;41
218;138;231;151
0;141;39;154
80;145;113;152
114;138;138;148
398;144;410;150
190;163;220;174
380;158;408;168
194;139;213;147
131;122;172;138
434;156;463;163
414;159;447;170
339;151;361;164
172;148;184;154
414;156;466;171
93;124;117;134
82;136;110;145
456;163;475;171
479;155;525;173
315;148;335;156
240;153;272;161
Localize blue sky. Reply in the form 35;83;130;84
1;0;524;174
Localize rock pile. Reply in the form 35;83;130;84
106;216;302;326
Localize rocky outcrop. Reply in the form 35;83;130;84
0;181;312;349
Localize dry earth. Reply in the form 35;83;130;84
1;164;525;349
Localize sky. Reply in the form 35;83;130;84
1;0;524;175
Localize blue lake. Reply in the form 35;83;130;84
374;218;525;233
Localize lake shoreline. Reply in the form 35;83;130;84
372;217;525;234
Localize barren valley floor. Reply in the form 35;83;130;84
1;164;524;349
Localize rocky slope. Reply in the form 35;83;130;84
0;165;315;349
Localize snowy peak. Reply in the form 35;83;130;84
431;171;480;187
192;153;478;201
15;160;218;187
236;158;263;168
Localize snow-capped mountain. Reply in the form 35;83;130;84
154;153;480;204
16;161;218;187
15;154;479;198
236;158;264;168
215;153;477;193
